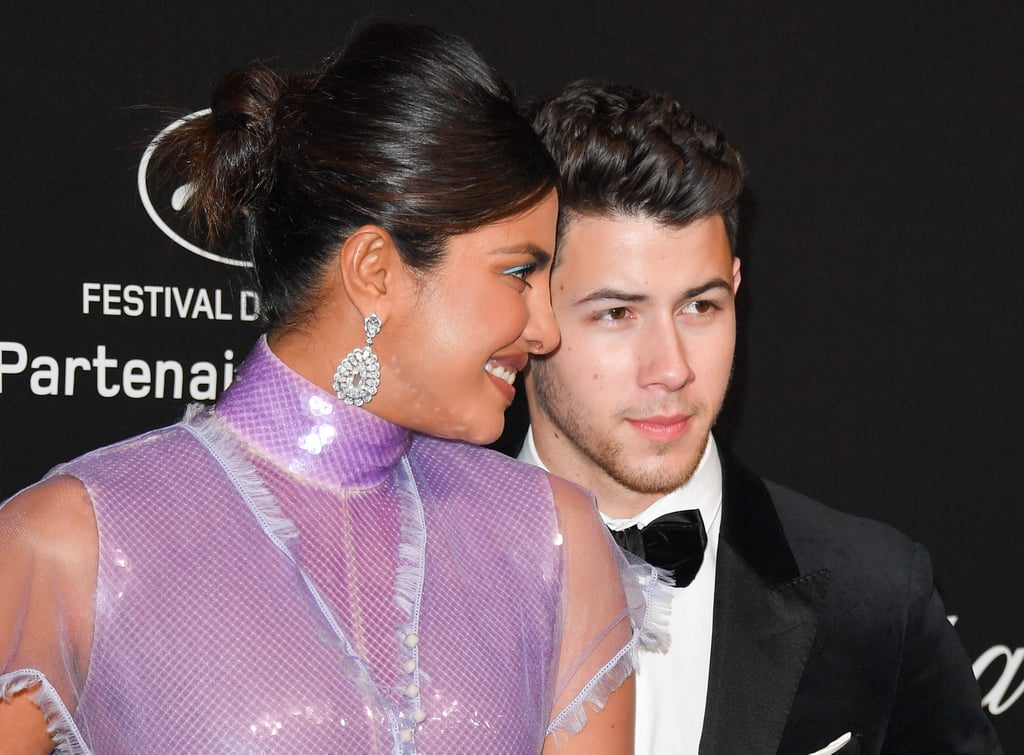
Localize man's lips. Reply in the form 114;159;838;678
625;415;692;441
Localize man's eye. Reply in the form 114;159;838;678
597;307;630;321
502;263;537;281
682;300;717;315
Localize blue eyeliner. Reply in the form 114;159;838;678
501;263;537;280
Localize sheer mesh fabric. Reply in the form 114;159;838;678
251;459;409;699
545;476;635;734
0;337;646;752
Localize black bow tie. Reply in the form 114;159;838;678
609;509;707;588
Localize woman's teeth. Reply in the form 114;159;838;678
484;362;516;386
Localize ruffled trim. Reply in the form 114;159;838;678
1;670;91;754
182;404;299;545
392;457;427;623
544;557;672;740
629;559;674;655
545;634;636;741
391;456;429;744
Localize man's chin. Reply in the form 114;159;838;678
608;436;710;493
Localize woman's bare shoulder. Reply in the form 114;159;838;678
1;474;98;572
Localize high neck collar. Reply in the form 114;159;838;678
215;336;411;490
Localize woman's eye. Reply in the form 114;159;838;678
502;263;537;281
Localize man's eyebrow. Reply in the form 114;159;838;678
576;289;648;306
575;278;734;306
681;278;734;299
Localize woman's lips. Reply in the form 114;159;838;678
485;370;516;402
484;359;520;403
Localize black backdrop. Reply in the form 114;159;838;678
3;1;1021;746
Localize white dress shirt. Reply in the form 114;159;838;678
519;429;723;755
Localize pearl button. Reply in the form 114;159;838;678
399;728;413;742
403;658;417;673
412;708;428;723
404;633;420;648
405;683;420;698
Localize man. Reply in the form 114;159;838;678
515;81;1001;754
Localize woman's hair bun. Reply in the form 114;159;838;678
154;61;286;247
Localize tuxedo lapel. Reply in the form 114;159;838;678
699;446;831;754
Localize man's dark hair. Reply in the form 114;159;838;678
529;80;746;252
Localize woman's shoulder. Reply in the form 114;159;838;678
2;479;98;754
51;414;206;486
2;414;208;542
1;474;96;553
545;475;598;512
0;474;99;621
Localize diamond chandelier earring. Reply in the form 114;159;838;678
333;313;382;406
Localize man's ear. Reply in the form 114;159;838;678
337;225;405;317
732;257;742;293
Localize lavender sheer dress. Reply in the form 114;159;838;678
1;337;663;753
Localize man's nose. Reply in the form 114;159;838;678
637;318;694;391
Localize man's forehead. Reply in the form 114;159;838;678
552;213;732;288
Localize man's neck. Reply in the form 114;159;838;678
518;427;717;520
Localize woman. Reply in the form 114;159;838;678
0;22;654;754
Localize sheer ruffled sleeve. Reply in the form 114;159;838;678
544;475;669;738
0;475;98;751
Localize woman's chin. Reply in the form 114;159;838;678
431;418;503;447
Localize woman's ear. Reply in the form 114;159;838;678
337;225;405;317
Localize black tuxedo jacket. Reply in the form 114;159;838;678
701;445;1002;754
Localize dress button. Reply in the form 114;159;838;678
403;658;417;673
404;633;420;648
412;708;428;723
399;728;414;743
405;683;420;698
